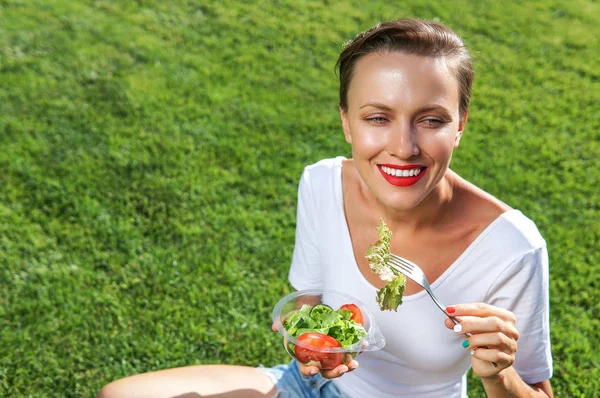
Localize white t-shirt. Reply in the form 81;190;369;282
289;157;552;398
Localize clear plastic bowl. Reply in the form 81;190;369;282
272;288;386;369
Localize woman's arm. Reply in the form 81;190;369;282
458;242;552;397
481;368;552;397
444;303;553;397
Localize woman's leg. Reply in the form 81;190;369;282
97;364;278;398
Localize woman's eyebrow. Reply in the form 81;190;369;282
416;105;453;118
359;102;395;112
360;103;453;118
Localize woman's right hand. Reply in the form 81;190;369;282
297;356;359;379
271;324;359;379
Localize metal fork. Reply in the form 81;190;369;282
387;253;498;367
387;253;464;330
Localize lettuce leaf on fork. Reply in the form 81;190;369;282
366;218;406;311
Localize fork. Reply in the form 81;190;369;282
387;253;497;367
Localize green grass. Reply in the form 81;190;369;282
1;0;598;396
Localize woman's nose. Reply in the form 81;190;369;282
388;122;419;158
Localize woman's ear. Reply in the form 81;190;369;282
340;107;352;144
454;112;468;148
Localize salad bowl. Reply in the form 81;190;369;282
272;289;386;369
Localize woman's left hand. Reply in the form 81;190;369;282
444;303;520;379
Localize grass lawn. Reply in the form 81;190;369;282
1;0;598;396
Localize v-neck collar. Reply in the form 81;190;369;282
332;156;519;301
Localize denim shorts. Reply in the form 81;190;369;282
257;360;345;398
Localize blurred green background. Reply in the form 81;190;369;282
1;0;598;396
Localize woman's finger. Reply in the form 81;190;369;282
448;316;520;341
471;347;515;369
297;361;322;377
319;364;350;379
297;360;358;379
446;304;516;325
346;359;359;372
463;331;518;355
297;362;348;379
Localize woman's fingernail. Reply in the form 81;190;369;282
338;369;347;375
462;340;469;348
470;350;475;356
309;370;318;376
453;324;462;333
446;307;456;314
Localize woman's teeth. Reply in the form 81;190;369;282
381;166;423;177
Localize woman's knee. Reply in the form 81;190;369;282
96;380;126;398
95;365;277;398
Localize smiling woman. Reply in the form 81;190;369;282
97;18;553;398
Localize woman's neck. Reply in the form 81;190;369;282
360;168;462;233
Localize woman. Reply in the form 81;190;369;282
98;18;553;397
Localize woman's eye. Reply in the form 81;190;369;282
421;118;444;127
366;116;388;124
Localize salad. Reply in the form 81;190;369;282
283;303;367;369
366;218;407;311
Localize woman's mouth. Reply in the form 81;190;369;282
378;164;427;187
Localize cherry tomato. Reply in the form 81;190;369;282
339;303;364;325
294;332;343;369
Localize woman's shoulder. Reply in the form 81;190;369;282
452;174;545;250
303;156;345;173
452;172;511;213
300;157;345;185
450;172;509;225
493;210;547;251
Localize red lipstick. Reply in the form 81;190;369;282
378;164;427;187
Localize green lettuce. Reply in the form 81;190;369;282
282;304;316;336
366;218;406;311
283;304;367;348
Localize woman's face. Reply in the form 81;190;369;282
341;51;466;211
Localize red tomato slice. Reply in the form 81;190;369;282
294;332;343;370
339;303;364;325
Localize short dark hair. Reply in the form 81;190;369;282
336;18;474;118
